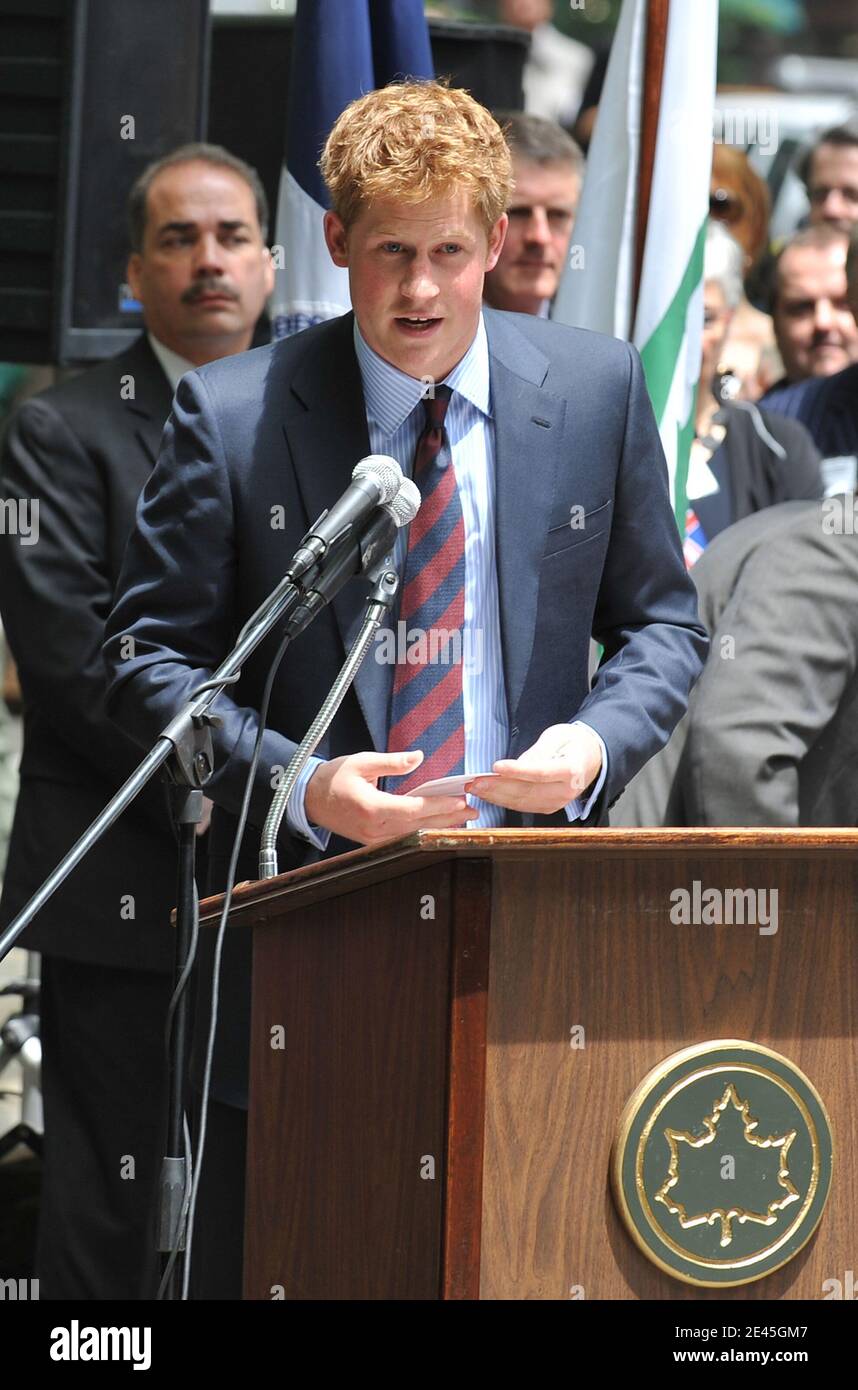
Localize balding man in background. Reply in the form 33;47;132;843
766;225;858;392
763;228;858;474
0;142;274;1299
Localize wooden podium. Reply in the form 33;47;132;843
199;828;858;1300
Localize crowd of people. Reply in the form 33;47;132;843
0;71;856;1303
615;117;858;826
468;101;858;826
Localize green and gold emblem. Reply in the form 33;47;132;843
611;1040;833;1286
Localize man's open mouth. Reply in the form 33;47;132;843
395;316;441;332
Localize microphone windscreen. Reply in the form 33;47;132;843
386;477;420;526
352;454;402;504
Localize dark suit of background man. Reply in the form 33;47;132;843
0;143;274;1299
104;82;708;1299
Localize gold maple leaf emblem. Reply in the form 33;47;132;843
655;1083;800;1247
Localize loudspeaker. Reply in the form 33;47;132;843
0;0;209;365
429;21;528;113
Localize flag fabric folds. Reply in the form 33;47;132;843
270;0;433;340
552;0;719;529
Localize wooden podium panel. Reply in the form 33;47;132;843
246;863;454;1299
480;849;857;1299
200;829;858;1300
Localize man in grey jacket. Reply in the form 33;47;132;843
612;496;858;827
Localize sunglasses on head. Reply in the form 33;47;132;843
709;188;745;224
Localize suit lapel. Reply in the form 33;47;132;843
120;335;176;469
485;310;566;725
282;314;391;752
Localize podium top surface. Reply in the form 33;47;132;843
196;826;858;927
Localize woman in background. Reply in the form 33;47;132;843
709;144;782;399
683;223;823;566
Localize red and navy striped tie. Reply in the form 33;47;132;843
387;384;466;794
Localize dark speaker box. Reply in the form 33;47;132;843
0;0;208;365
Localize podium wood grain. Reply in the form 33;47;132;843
479;853;857;1298
197;830;858;1299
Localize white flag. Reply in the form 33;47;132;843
553;0;718;526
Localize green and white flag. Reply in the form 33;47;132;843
553;0;718;528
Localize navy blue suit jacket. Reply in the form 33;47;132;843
762;361;858;459
104;307;707;1104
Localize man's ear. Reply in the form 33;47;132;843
324;210;349;268
485;213;509;273
126;252;143;302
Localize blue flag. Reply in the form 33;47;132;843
271;0;434;339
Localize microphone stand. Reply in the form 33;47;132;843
259;543;400;879
0;567;307;1298
0;498;404;1296
0;567;305;966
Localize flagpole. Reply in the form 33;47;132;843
632;0;671;317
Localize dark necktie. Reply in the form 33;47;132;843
386;385;466;793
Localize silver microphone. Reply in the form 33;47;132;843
286;454;403;581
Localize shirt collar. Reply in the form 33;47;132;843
353;313;492;438
146;332;195;392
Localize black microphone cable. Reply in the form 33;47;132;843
155;874;198;1301
179;622;295;1300
160;481;414;1295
